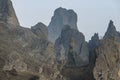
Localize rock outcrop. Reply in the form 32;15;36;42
104;20;120;41
31;22;48;40
93;38;120;80
55;25;89;67
104;20;116;38
0;0;120;80
88;33;100;51
93;21;120;80
0;0;19;26
0;1;65;79
88;33;100;79
0;22;65;80
55;25;94;80
48;7;78;43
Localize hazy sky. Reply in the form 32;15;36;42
11;0;120;41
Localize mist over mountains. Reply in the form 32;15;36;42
0;0;120;80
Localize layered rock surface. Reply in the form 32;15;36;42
48;7;78;43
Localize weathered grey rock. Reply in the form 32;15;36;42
55;25;89;67
0;1;66;79
104;20;120;41
88;33;100;74
48;7;78;43
93;38;120;80
88;33;100;51
0;0;19;26
55;25;95;80
104;20;116;38
0;22;66;80
93;21;120;80
31;22;48;40
3;51;27;72
1;0;120;80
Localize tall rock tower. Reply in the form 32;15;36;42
48;7;78;43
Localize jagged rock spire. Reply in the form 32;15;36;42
88;33;100;51
0;0;19;26
104;20;117;39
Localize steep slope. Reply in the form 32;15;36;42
1;0;120;80
48;7;78;43
94;38;120;80
0;0;65;80
55;25;94;80
0;22;65;80
104;20;120;41
88;33;100;51
93;21;120;80
55;25;89;67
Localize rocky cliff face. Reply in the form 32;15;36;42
93;21;120;80
55;25;95;80
0;1;65;80
0;22;65;80
88;33;100;51
93;38;120;80
48;7;78;43
55;25;89;67
0;0;19;26
0;0;120;80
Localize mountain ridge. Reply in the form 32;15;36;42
0;0;120;80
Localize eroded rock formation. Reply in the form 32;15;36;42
48;7;78;43
0;0;120;80
93;21;120;80
55;25;89;67
0;1;65;80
